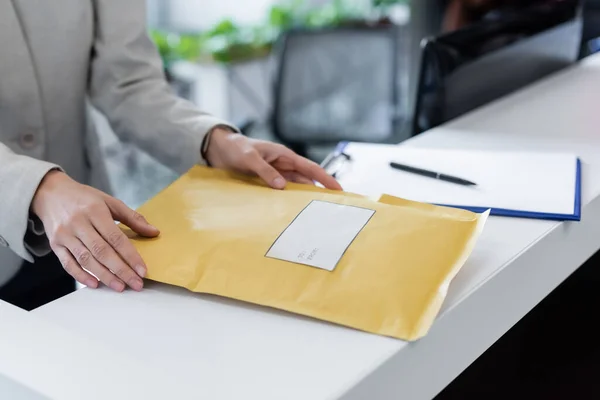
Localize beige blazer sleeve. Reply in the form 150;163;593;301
89;0;237;175
0;143;60;262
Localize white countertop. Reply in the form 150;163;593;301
0;299;199;400
30;54;600;400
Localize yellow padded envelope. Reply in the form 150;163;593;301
127;166;488;341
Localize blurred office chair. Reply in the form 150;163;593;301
412;0;583;135
248;25;408;159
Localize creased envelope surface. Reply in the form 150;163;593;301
127;166;488;341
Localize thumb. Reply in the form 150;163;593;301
105;197;160;237
248;153;287;189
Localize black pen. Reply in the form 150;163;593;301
389;162;477;186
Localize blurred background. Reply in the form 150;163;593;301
102;0;413;208
99;0;600;209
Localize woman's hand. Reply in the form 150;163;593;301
32;170;159;292
205;129;342;190
31;131;338;292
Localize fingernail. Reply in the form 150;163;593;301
86;279;98;289
273;177;286;189
135;265;147;277
129;277;144;292
110;281;125;292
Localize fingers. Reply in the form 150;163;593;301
289;154;343;190
71;227;145;291
261;144;342;190
281;171;315;185
104;196;160;237
50;198;146;292
53;245;98;289
246;152;287;189
61;236;127;292
38;179;151;293
74;223;144;291
90;210;148;279
222;138;342;190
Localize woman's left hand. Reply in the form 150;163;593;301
205;128;342;191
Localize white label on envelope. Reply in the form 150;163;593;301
266;200;375;271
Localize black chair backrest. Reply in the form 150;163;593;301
582;0;600;43
412;0;583;136
271;25;407;150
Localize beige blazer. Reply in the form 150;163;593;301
0;0;233;285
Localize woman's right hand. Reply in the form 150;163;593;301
32;170;160;292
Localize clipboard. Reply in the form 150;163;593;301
322;142;582;221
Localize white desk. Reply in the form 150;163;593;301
0;299;199;399
32;54;600;400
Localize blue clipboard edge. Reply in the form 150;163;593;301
334;141;349;154
333;142;582;222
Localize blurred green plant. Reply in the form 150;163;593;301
150;0;408;65
149;30;205;67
